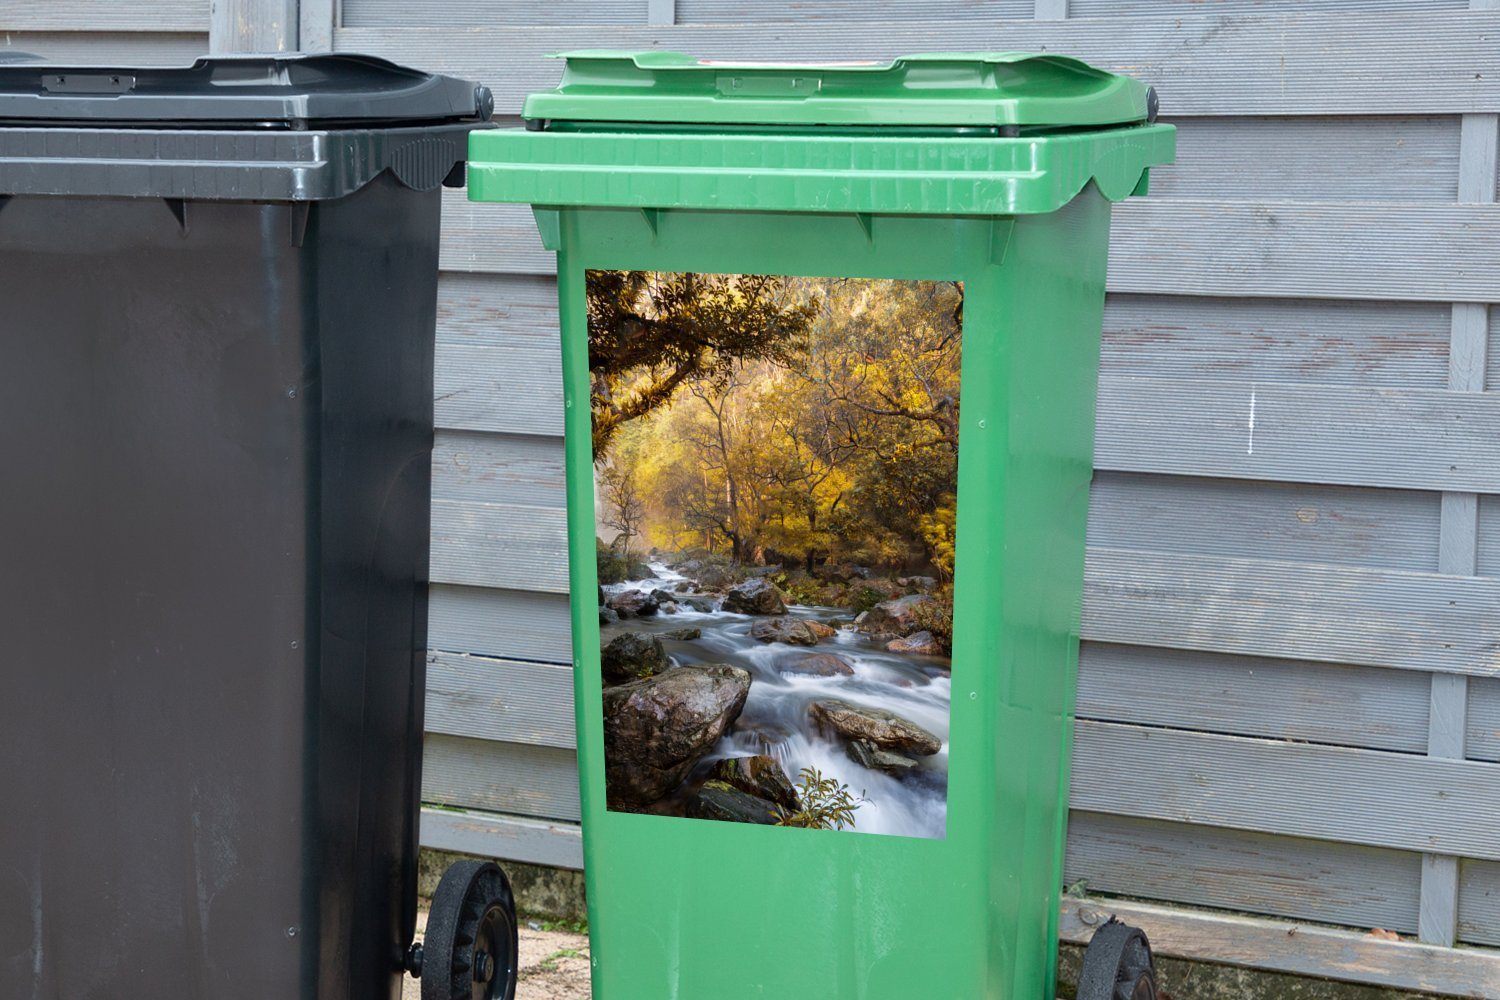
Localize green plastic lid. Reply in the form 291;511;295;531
523;51;1154;129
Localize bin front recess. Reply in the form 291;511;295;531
469;52;1172;1000
0;55;491;1000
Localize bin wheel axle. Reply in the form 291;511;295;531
1078;917;1158;1000
421;860;518;1000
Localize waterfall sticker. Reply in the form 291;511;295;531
589;271;959;840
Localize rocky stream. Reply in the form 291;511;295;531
599;562;951;839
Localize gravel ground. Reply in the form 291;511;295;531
402;908;592;1000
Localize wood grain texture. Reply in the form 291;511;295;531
1458;859;1500;947
341;0;646;27
420;807;583;870
429;583;572;664
1071;720;1500;861
0;32;207;65
1066;811;1422;934
209;0;297;52
334;12;1500;116
426;652;576;750
2;1;208;32
1059;896;1500;998
1078;643;1429;753
423;733;581;821
435;194;1500;305
679;0;1031;22
1468;677;1500;763
1092;377;1500;493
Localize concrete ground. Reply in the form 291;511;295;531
402;907;592;1000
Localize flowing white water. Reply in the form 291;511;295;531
602;562;949;839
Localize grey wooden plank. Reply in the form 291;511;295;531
647;0;676;25
1082;547;1500;679
420;807;583;870
298;0;335;53
1468;677;1500;763
1093;377;1500;494
1459;859;1500;947
1077;643;1429;753
433;430;566;509
426;652;575;750
341;0;645;26
1034;0;1068;18
3;2;208;31
422;733;581;822
1071;0;1465;13
439;195;1500;305
679;0;1031;21
1107;199;1500;304
419;631;1431;757
210;0;297;52
1420;853;1461;946
1059;896;1500;999
1489;309;1500;391
0;32;206;64
428;530;1500;678
1065;812;1422;934
430;497;570;593
429;436;1445;570
1070;720;1500;861
429;583;572;664
1089;471;1440;573
1151;116;1461;203
1480;496;1500;577
333;13;1500;116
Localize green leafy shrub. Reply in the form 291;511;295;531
776;767;865;831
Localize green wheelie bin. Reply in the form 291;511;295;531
468;52;1174;1000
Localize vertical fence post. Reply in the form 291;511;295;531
1418;0;1498;942
210;0;300;52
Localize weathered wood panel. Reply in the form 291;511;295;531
1478;495;1500;577
1102;294;1453;387
421;807;584;870
429;432;1445;572
429;583;572;664
1083;547;1500;678
1070;0;1466;14
1093;377;1500;494
1078;643;1429;753
1468;677;1500;764
335;12;1500;117
1088;472;1440;572
436;193;1500;306
1070;720;1500;861
0;32;207;64
342;0;645;26
419;638;1432;757
677;0;1031;21
423;733;581;822
3;2;207;32
426;652;576;750
427;522;1500;679
1059;896;1500;999
1065;811;1422;934
1151;115;1461;202
431;498;569;593
1459;859;1500;947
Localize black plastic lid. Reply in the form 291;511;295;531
0;53;494;129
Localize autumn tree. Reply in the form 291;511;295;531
599;460;646;557
587;270;816;454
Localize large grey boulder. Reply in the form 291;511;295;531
602;665;751;808
808;699;942;757
722;577;787;615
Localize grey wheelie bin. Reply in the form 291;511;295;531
0;54;518;1000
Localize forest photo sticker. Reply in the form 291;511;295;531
589;270;960;840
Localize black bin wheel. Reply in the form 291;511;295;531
1078;918;1157;1000
421;860;518;1000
